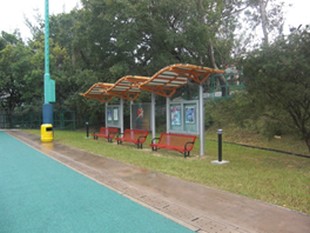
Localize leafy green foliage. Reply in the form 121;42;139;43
205;92;258;128
0;32;33;126
77;0;236;75
244;26;310;151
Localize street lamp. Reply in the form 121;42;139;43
41;0;56;142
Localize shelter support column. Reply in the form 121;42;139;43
166;97;170;132
130;101;133;129
151;93;156;139
199;85;205;157
120;98;124;133
105;103;108;127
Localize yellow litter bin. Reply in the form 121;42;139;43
41;124;53;142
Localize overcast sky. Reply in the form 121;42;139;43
0;0;81;40
284;0;310;29
0;0;309;41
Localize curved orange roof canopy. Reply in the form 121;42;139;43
81;76;150;102
81;64;224;102
80;82;114;102
105;75;150;101
140;64;224;98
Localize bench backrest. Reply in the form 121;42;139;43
123;129;148;141
99;127;108;134
99;127;119;135
159;133;196;147
108;127;120;134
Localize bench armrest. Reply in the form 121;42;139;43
138;135;147;142
151;137;160;144
184;141;195;151
116;132;124;137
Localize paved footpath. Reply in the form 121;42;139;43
7;130;310;233
0;131;194;233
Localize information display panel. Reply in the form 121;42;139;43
169;100;198;134
106;105;121;128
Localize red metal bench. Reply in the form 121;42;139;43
150;132;196;157
116;129;149;149
93;127;120;142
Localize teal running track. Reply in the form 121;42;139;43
0;132;193;233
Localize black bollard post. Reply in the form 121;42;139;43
86;122;89;138
218;129;223;162
212;129;228;165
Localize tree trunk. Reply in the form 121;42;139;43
209;40;228;96
195;0;229;97
259;0;269;45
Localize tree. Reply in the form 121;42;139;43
239;0;285;48
76;0;239;97
244;26;310;151
0;32;33;127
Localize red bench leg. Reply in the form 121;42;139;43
184;151;190;158
137;142;142;149
117;140;122;144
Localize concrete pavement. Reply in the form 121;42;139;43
9;131;310;233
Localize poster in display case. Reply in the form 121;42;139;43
170;105;181;126
185;105;195;124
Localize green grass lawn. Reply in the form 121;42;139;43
205;126;310;155
26;129;310;215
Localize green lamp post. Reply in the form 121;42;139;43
41;0;56;142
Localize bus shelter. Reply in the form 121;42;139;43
81;64;224;157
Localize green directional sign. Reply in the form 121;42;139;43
47;78;56;103
44;74;56;103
